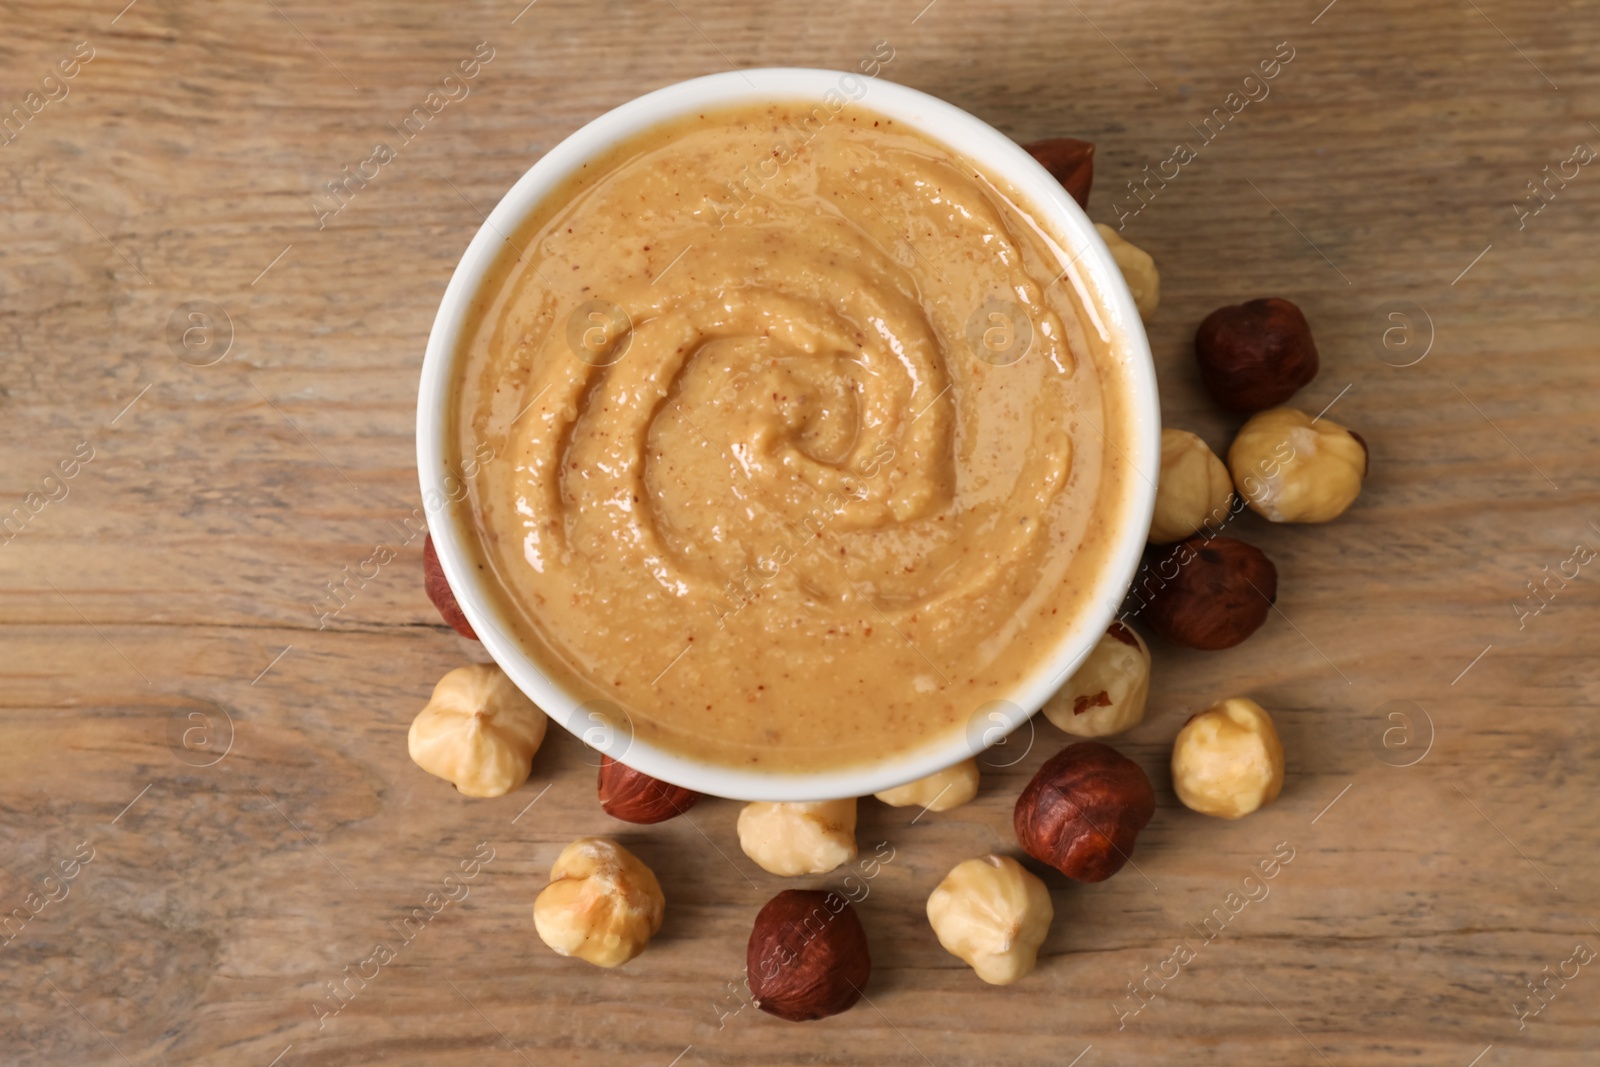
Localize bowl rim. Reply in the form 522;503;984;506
417;66;1160;802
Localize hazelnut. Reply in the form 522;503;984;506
597;755;700;824
1022;137;1094;208
1013;742;1155;882
1095;224;1160;321
423;534;477;639
1194;298;1319;412
1228;406;1368;524
874;758;979;812
926;854;1053;985
1041;622;1150;738
1171;698;1284;819
533;837;664;968
407;664;547;798
747;889;871;1021
1150;429;1235;544
1139;536;1277;651
737;799;858;876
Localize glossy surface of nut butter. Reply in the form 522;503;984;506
451;102;1136;772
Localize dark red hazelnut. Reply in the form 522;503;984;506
1139;536;1277;651
747;889;871;1022
1106;620;1141;647
423;534;477;639
1195;298;1319;412
597;755;699;824
1022;137;1095;209
1014;742;1155;882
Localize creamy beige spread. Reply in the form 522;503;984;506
450;101;1136;772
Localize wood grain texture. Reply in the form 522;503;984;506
2;0;1598;1064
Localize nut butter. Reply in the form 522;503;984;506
449;101;1138;772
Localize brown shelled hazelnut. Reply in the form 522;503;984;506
1013;742;1156;882
597;755;700;824
1139;536;1277;650
423;534;478;640
1022;137;1094;209
1194;298;1319;412
747;889;871;1021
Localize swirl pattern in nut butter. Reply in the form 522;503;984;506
452;102;1136;772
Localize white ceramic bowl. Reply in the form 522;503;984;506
418;67;1159;802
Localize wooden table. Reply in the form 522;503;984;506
3;1;1597;1064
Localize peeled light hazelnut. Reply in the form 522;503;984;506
1228;406;1368;524
1139;536;1277;651
1014;742;1155;882
737;799;857;876
1041;622;1150;738
1195;298;1319;412
423;534;477;639
1022;137;1094;208
747;889;871;1021
533;837;664;968
926;854;1053;985
1150;428;1235;544
874;758;979;812
597;755;699;824
1095;224;1160;321
1171;698;1284;819
407;663;546;798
